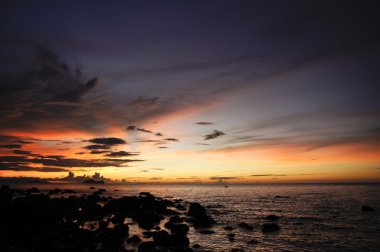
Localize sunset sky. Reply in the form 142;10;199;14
1;0;379;183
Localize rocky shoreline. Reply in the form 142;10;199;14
0;185;282;252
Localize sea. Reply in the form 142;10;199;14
8;183;380;252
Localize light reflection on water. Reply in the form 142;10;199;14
12;183;380;251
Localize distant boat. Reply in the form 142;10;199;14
83;179;105;184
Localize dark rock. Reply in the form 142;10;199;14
231;249;245;252
199;229;214;234
153;230;189;247
48;188;62;195
238;222;253;230
265;214;280;221
229;237;235;242
127;235;142;244
361;205;375;212
227;233;235;238
170;215;183;223
247;239;259;245
262;223;280;233
63;189;76;194
193;244;201;249
143;231;156;238
188;202;206;217
138;241;155;252
153;225;161;230
224;226;234;231
26;187;40;194
169;223;189;236
113;223;129;237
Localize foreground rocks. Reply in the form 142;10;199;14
0;186;210;252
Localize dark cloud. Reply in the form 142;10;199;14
127;125;136;130
136;128;153;133
204;130;225;140
209;176;239;180
195;143;210;146
88;137;126;145
250;174;287;177
128;97;159;111
0;163;67;172
84;144;111;150
164;138;179;142
156;132;163;136
105;151;139;157
12;150;32;155
89;150;110;155
195;122;213;125
158;146;168;149
0;144;22;149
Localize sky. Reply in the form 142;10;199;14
1;0;380;183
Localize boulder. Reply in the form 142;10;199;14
262;223;280;233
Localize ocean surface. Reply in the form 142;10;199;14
9;183;380;251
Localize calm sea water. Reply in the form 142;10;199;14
10;183;380;251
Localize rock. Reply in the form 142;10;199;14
170;215;183;223
63;189;76;194
265;214;280;221
153;225;161;230
227;233;235;238
113;223;129;237
247;239;259;245
187;203;215;228
169;223;189;236
138;241;155;252
192;244;201;249
238;222;253;230
262;223;280;233
231;249;245;252
361;205;374;212
26;187;40;194
224;226;234;231
143;231;156;238
229;237;235;242
199;229;214;234
153;230;190;247
188;202;206;217
127;235;142;244
48;188;62;195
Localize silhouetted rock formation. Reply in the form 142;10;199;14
262;223;281;232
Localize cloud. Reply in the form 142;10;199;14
84;145;111;150
204;130;225;140
0;144;22;149
136;128;153;133
164;138;179;142
89;150;110;154
156;132;163;136
209;176;239;180
195;122;213;125
105;151;139;157
250;174;287;177
12;150;32;155
195;143;210;146
88;137;126;145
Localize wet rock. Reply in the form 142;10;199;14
229;237;235;242
170;215;184;223
48;188;62;195
231;248;245;252
168;223;189;236
153;225;161;230
187;202;215;228
143;231;156;238
247;239;259;245
265;214;280;221
238;222;253;230
153;230;190;247
199;229;214;234
262;223;280;233
26;187;40;194
63;189;76;194
224;226;234;231
113;223;129;237
127;235;142;244
193;244;201;249
361;205;374;212
176;204;187;211
227;233;235;238
138;241;156;252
